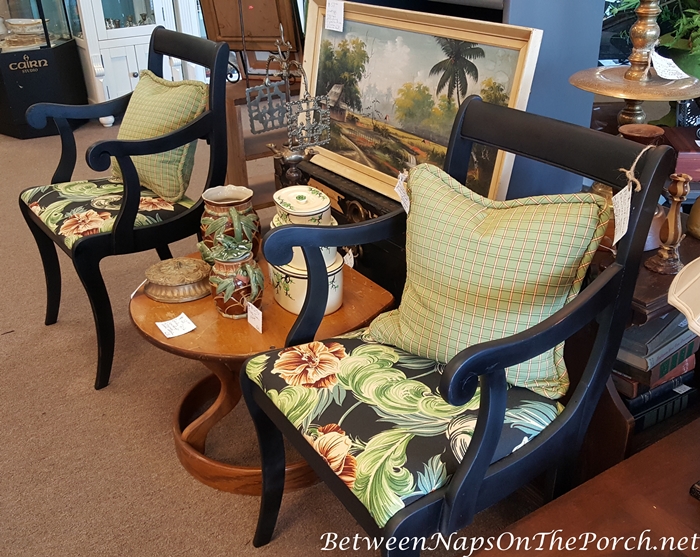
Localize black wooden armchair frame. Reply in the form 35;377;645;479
18;27;229;389
240;97;675;556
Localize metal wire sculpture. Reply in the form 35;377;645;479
245;25;330;151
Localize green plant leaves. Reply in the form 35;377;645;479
415;454;448;496
352;428;415;526
267;386;319;429
229;207;243;242
202;215;228;238
504;400;561;437
245;354;270;388
210;234;252;261
54;180;122;201
244;263;264;302
38;200;73;232
446;413;478;462
197;241;215;265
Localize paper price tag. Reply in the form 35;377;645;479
130;278;147;299
395;171;410;213
343;249;354;268
673;384;692;395
612;184;631;246
155;313;196;338
247;302;263;333
651;50;690;80
325;0;344;32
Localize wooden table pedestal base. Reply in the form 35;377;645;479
172;362;318;496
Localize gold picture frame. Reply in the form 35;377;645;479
302;0;542;200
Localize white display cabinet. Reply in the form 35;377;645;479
68;0;188;125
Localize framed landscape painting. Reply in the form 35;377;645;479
302;0;542;200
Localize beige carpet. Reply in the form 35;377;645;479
0;121;538;556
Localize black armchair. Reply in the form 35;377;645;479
18;27;229;389
239;96;675;556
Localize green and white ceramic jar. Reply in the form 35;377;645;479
268;253;344;316
270;213;338;269
273;185;332;225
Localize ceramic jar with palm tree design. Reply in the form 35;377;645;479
201;185;261;258
198;235;264;319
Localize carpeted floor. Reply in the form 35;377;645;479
0;121;538;556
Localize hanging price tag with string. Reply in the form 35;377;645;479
613;145;653;246
612;184;632;246
395;171;410;213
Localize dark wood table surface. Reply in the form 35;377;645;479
130;256;394;495
475;418;700;556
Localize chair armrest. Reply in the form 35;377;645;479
85;112;213;171
84;112;212;254
25;95;131;129
26;96;132;184
440;263;624;406
262;209;406;347
435;263;625;532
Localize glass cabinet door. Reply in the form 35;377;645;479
0;0;72;51
102;0;154;30
65;0;82;39
93;0;161;40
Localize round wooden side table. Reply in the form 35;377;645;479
129;256;394;496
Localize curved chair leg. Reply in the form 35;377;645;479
156;245;173;260
72;252;115;390
241;374;285;547
20;205;62;325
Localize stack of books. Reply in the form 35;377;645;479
612;309;698;432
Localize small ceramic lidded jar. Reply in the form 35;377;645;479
273;185;332;225
201;185;262;258
210;252;264;319
198;234;264;320
269;253;344;315
269;185;343;315
269;213;339;268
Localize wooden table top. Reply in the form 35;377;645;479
130;258;395;365
474;418;700;555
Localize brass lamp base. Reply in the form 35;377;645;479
644;246;685;274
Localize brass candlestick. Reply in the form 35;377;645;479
645;173;691;275
625;0;661;82
570;0;700;126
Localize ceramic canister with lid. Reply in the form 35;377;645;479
268;253;344;315
273;185;332;225
269;213;338;269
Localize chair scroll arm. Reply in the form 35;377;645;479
26;96;132;129
25;96;132;184
262;210;406;347
440;263;624;407
85;112;213;172
84;113;211;253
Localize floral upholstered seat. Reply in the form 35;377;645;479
245;328;562;528
20;178;195;250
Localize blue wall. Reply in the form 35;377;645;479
504;0;606;198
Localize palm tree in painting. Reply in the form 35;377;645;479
429;38;485;106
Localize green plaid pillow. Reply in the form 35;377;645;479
111;70;208;202
368;164;610;399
